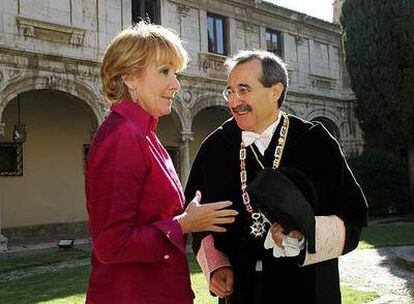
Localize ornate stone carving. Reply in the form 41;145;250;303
47;74;60;87
70;33;85;46
19;24;35;38
199;52;227;79
310;75;336;90
181;91;192;105
16;16;86;47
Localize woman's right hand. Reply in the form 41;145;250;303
176;191;238;234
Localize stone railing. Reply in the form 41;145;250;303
199;52;227;79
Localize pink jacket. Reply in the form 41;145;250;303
85;99;194;303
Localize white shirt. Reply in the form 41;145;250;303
241;112;282;155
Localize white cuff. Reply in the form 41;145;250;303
264;229;304;258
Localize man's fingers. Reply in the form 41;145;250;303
210;281;226;295
210;277;228;297
225;272;234;293
210;286;226;298
288;230;303;240
271;224;284;233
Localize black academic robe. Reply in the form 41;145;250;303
185;115;368;304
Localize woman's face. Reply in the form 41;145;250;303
125;63;181;117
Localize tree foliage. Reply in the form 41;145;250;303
341;0;414;149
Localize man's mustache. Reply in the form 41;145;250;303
231;104;253;113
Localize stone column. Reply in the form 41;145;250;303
0;234;7;251
0;191;7;251
0;122;5;140
0;122;8;250
180;131;194;187
332;0;341;24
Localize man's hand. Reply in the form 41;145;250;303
210;266;234;298
270;223;303;247
176;191;238;234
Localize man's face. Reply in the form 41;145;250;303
226;59;282;133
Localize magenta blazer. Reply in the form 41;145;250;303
85;99;194;304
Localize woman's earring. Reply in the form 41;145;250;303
131;86;139;102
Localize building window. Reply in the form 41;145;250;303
132;0;160;24
207;13;227;55
266;29;282;57
0;143;23;176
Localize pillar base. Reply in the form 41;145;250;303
0;234;8;251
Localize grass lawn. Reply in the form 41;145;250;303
0;250;380;304
0;248;89;272
359;223;414;249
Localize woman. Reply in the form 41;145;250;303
85;22;237;304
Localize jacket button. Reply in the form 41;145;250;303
164;254;170;260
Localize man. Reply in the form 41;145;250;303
185;50;368;304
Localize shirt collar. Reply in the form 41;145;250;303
241;111;282;154
111;99;158;133
261;111;282;141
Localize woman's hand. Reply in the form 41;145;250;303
177;191;238;234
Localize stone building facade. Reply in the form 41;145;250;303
0;0;363;249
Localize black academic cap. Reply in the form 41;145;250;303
247;168;316;253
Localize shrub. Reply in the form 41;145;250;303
348;152;412;217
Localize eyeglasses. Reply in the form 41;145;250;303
222;85;267;102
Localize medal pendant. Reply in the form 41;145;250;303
250;212;265;237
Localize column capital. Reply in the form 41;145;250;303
181;131;194;142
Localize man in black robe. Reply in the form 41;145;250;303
185;50;368;304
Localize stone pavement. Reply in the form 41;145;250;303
339;246;414;304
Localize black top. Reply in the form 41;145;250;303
185;115;368;304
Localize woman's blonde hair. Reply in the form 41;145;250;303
101;21;188;104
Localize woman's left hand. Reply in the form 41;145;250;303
176;191;238;234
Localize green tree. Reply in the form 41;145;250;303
341;0;414;206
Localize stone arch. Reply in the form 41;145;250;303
190;93;228;123
281;103;298;116
311;116;341;140
304;108;342;126
304;108;343;140
0;76;105;125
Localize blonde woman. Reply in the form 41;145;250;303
85;22;237;304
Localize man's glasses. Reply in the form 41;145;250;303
222;85;267;102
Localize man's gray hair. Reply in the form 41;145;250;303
224;50;289;107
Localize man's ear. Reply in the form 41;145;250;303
121;74;136;90
272;83;284;102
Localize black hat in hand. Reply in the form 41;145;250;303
247;168;317;253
